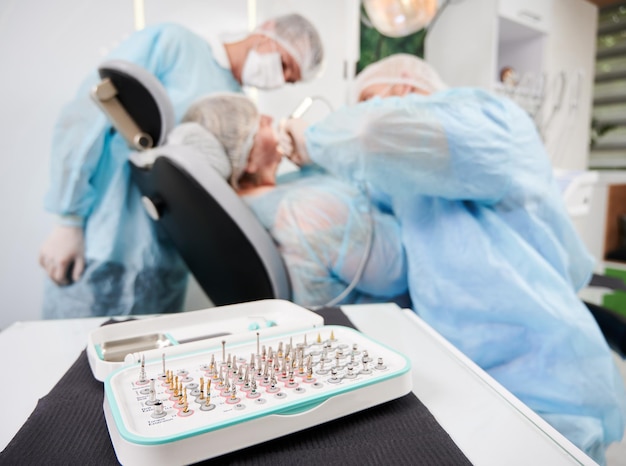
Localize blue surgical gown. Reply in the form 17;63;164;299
243;170;409;307
304;89;626;464
43;23;242;318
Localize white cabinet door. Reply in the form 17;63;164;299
0;0;135;328
498;0;552;33
542;0;597;170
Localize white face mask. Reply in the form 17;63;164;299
241;50;286;90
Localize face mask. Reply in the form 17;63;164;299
241;50;286;90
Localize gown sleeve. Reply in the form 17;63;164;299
305;89;530;205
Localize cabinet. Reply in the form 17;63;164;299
424;0;597;171
498;0;551;32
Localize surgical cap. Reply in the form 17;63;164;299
182;93;259;187
255;13;324;81
167;122;233;180
353;53;447;102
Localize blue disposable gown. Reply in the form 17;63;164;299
304;89;626;464
244;170;409;307
43;23;242;318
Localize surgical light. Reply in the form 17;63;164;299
362;0;438;38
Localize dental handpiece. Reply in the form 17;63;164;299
277;97;314;157
277;96;334;157
289;97;314;119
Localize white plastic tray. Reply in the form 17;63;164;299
87;300;324;381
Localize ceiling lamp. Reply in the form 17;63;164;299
362;0;439;37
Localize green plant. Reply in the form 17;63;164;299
358;11;428;72
590;117;619;148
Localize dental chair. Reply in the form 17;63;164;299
91;60;290;306
91;60;626;358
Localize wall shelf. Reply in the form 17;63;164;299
591;2;626;168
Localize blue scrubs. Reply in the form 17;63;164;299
43;23;242;318
304;89;626;464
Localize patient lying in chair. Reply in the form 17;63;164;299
151;92;410;308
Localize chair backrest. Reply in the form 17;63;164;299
92;59;174;150
95;60;291;306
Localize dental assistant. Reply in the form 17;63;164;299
39;14;324;318
280;54;626;465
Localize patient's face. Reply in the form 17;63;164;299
246;115;281;186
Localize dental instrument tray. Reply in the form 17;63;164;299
87;300;322;381
95;300;412;465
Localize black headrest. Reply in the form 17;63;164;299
97;59;174;147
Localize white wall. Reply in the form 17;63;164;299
542;0;597;171
0;0;356;329
0;0;135;330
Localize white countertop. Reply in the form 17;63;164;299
0;302;595;465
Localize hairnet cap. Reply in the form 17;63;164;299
167;122;233;180
354;53;447;102
256;13;324;81
182;93;259;187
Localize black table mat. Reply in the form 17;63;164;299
589;273;626;292
1;307;472;466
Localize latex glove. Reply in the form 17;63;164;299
39;225;86;285
277;118;311;166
